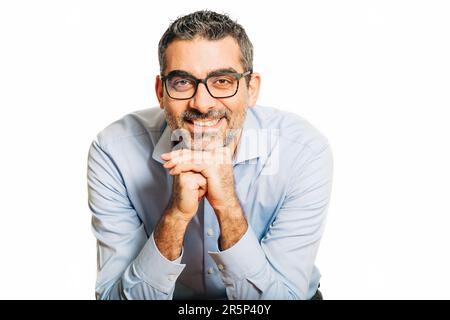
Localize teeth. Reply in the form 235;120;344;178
193;118;220;127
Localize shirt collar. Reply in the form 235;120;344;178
152;108;263;165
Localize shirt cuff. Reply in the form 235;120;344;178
208;225;267;281
134;232;186;294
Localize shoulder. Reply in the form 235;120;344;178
94;107;166;149
250;105;331;156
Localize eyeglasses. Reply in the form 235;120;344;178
161;70;252;100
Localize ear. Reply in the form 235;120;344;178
247;72;261;107
155;75;164;108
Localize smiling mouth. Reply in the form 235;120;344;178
185;117;225;129
193;118;221;126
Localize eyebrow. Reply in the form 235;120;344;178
165;68;239;79
207;68;239;77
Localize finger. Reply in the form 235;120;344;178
198;193;206;202
161;149;190;160
169;163;208;176
161;149;192;160
169;163;205;175
197;178;207;200
160;153;171;160
163;161;176;169
170;151;213;166
196;175;207;187
198;189;206;201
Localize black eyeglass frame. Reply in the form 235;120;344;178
160;70;252;100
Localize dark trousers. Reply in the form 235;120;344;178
310;289;323;300
310;283;323;300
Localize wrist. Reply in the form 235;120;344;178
164;207;192;226
212;197;242;217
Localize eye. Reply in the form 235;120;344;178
169;77;195;91
210;75;235;87
216;78;231;84
174;79;191;86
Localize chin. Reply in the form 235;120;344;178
190;136;226;151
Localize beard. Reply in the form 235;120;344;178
164;106;247;151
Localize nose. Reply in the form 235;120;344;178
189;82;216;114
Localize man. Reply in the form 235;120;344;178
87;10;333;300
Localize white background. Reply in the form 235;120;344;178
0;0;449;299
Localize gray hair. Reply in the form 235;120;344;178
158;10;253;82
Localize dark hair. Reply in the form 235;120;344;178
158;10;253;81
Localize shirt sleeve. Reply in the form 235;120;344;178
208;143;333;300
87;138;185;300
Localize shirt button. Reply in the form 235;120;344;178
168;274;176;281
207;228;214;236
218;264;224;271
207;267;214;274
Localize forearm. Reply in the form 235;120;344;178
214;201;248;251
154;208;190;261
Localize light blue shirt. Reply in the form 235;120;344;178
87;105;333;300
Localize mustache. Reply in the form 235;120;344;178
182;108;229;122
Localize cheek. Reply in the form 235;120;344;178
163;107;185;130
225;102;247;121
226;89;248;113
164;101;186;119
223;97;245;115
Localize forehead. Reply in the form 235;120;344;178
164;36;243;76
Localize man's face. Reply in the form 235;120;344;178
155;36;260;151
